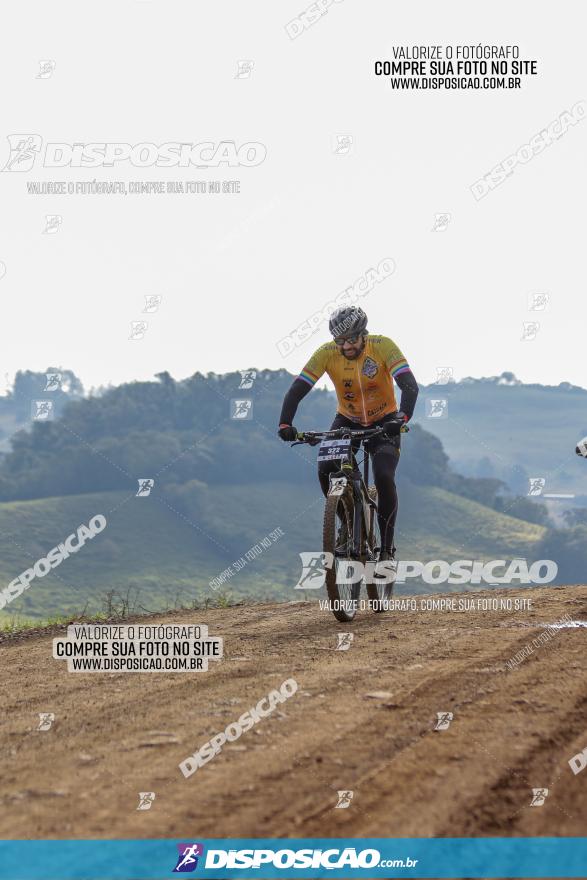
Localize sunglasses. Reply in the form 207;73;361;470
334;334;362;346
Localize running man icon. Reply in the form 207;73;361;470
173;843;204;873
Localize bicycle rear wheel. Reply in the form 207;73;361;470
364;486;394;612
323;490;361;622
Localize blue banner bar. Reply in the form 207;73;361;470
0;838;585;879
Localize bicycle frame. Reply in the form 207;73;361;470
337;433;377;559
290;423;408;619
294;426;386;560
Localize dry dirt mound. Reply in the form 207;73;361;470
1;585;586;839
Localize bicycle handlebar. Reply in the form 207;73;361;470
291;423;409;446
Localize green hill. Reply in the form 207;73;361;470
417;374;587;498
0;481;547;622
1;366;584;622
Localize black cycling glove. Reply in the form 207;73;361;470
382;412;408;437
278;424;298;442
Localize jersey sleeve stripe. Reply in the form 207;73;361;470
389;358;409;376
393;366;411;378
299;369;319;386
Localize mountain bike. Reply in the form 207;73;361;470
291;424;408;622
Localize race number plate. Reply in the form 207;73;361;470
317;438;351;462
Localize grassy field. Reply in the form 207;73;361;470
0;481;546;624
0;483;543;623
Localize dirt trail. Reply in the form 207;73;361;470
1;585;586;840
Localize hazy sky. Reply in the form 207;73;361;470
1;0;585;393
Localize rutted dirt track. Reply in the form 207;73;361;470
1;586;586;840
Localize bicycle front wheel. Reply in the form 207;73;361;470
322;490;361;622
365;486;394;612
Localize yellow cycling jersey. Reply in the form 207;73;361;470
298;335;410;425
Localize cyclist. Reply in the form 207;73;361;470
278;306;419;564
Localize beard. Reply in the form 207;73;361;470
341;339;366;360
